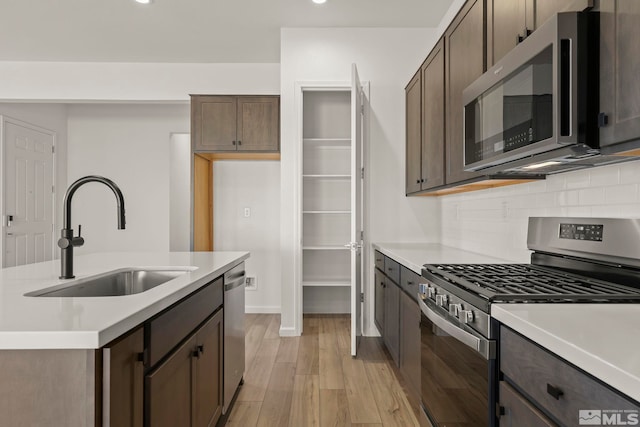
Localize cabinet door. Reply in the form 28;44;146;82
383;278;400;366
405;70;422;195
600;1;640;148
499;381;557;427
236;97;279;151
488;0;527;65
192;96;237;151
194;310;223;427
445;0;484;184
146;335;196;427
400;291;420;400
104;327;144;427
422;39;446;190
374;269;385;333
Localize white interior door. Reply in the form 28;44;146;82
2;117;55;268
350;64;364;356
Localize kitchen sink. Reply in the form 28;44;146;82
26;268;193;297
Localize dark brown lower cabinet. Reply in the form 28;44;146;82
104;327;145;427
499;381;556;427
374;269;385;332
146;309;223;427
383;276;400;365
399;291;420;399
194;309;223;427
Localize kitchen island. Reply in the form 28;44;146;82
0;251;249;427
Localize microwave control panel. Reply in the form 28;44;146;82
559;223;603;242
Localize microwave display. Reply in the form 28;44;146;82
464;46;554;166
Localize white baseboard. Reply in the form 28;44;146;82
245;306;281;314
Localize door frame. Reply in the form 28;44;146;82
0;115;57;268
293;80;368;338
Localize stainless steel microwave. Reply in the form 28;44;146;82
462;12;600;174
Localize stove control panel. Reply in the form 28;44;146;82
559;223;603;242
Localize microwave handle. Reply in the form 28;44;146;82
559;38;572;137
419;297;495;360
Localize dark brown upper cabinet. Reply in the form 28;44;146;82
599;1;640;151
422;39;446;190
192;95;279;152
487;0;572;66
445;0;485;185
405;70;422;194
406;38;446;195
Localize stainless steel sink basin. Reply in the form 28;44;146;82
26;268;193;297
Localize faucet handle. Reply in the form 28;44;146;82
72;224;84;247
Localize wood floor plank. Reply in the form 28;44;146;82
225;401;262;427
237;338;280;402
365;361;420;427
296;334;319;375
342;356;382;424
244;314;272;369
319;317;344;390
333;315;351;356
256;362;296;427
320;389;351;427
288;375;320;427
276;337;300;364
264;314;281;340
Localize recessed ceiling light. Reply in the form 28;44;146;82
312;0;327;4
135;0;152;4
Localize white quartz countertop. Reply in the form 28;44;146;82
493;304;640;403
0;251;249;350
372;242;511;274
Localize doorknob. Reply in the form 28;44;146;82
6;215;13;227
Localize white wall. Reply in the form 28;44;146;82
280;28;441;336
0;103;68;251
213;161;281;313
0;62;280;101
441;161;640;262
66;103;190;255
169;133;191;252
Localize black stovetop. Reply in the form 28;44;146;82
422;263;640;303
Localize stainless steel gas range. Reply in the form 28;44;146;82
419;217;640;427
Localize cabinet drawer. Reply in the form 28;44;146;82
384;257;400;284
374;250;385;271
499;381;557;427
148;277;223;367
400;266;421;302
501;327;639;427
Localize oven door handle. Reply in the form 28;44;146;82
419;297;496;360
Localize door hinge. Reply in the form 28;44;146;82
360;292;364;302
361;167;364;179
51;185;55;193
360;230;364;241
360;104;364;115
51;146;55;154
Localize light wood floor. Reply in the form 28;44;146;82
225;314;420;427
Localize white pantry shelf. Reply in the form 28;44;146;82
302;245;349;251
302;280;351;287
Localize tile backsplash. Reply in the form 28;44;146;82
440;161;640;262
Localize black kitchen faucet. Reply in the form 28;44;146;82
58;175;126;279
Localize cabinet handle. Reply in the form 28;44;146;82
197;344;204;355
192;349;201;359
136;351;145;363
416;179;420;184
232;140;236;145
517;33;524;44
546;384;564;400
407;281;414;285
238;140;242;146
525;27;532;37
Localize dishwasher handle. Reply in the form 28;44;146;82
224;264;245;291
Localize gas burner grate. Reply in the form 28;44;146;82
423;263;640;302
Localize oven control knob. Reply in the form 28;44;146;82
435;294;448;307
427;286;436;299
460;310;474;324
449;304;462;317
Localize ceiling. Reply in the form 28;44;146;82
0;0;453;63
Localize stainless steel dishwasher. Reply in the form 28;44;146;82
223;262;245;414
